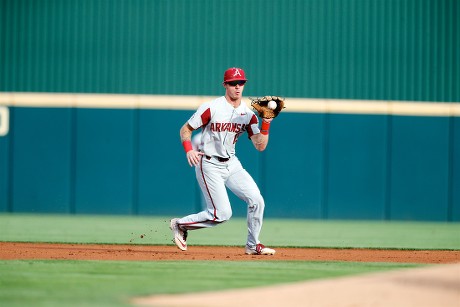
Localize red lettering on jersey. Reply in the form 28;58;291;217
210;122;248;133
233;124;247;144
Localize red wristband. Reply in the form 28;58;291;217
260;120;271;135
182;140;193;153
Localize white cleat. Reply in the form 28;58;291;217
169;218;187;251
245;243;276;255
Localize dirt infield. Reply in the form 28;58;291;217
1;242;459;263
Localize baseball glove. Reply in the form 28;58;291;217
250;96;285;119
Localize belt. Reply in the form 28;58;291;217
205;155;230;162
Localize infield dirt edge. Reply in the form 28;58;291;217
1;242;459;263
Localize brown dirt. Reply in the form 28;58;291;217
1;242;459;263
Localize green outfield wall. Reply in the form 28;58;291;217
1;0;458;221
0;98;458;221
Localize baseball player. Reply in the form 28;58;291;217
170;67;276;255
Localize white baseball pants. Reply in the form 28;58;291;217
178;155;265;248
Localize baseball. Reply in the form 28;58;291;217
268;100;277;110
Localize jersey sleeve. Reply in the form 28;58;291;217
188;102;212;130
246;113;260;138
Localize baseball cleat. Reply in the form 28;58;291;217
245;243;276;255
169;218;188;251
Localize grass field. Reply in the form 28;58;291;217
1;213;459;249
0;260;417;307
1;213;459;306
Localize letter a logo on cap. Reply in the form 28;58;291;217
233;69;242;77
224;67;247;82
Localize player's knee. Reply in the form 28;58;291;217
248;195;265;212
212;206;232;222
254;193;265;206
219;207;232;221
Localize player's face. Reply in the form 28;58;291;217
224;80;245;101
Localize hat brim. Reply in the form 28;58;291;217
224;78;248;82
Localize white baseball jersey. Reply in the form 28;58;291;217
188;96;260;158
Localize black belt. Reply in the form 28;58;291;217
205;155;230;162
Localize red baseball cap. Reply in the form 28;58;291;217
223;67;247;82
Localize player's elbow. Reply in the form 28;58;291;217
255;143;267;151
252;134;268;151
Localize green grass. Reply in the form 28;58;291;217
0;260;419;307
0;213;459;249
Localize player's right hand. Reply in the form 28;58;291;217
186;150;204;167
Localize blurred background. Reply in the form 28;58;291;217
0;0;458;221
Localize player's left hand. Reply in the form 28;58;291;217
250;96;285;119
186;150;204;167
